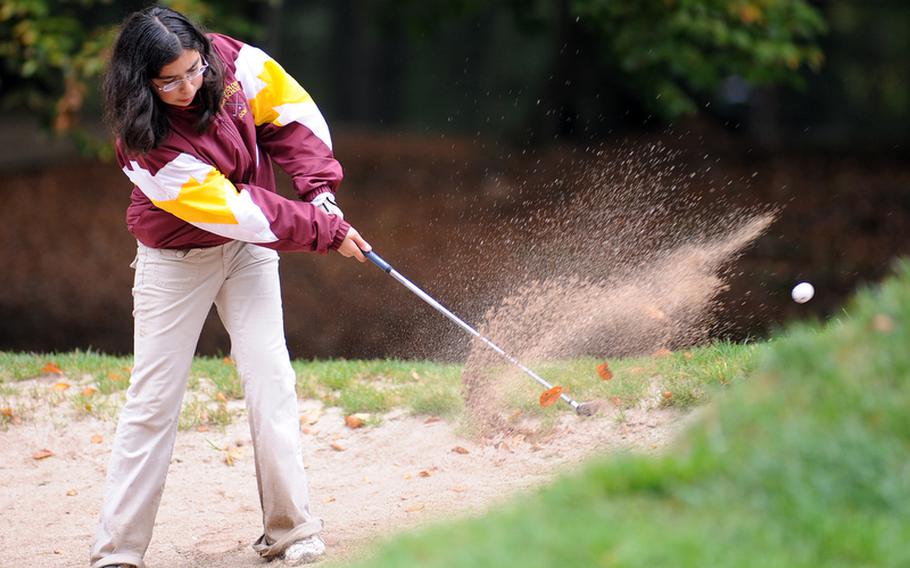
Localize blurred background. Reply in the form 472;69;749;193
1;0;908;359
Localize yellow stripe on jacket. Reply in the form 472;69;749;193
156;168;238;225
233;43;333;150
123;153;278;243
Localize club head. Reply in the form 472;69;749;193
575;400;601;416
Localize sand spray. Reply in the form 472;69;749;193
454;144;775;434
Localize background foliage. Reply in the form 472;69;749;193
1;0;829;151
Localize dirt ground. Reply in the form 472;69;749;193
0;381;690;567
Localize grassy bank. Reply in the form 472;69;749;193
0;338;761;431
333;261;910;567
0;354;465;428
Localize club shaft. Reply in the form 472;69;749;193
364;250;580;410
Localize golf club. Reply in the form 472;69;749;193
361;248;599;416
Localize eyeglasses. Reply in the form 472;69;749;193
155;58;209;93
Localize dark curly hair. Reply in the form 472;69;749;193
104;6;224;154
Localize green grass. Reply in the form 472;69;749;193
478;340;764;425
0;353;465;428
293;359;464;417
0;343;757;432
0;337;762;431
0;349;131;384
608;339;765;407
332;261;910;568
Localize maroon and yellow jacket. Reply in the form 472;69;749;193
120;33;350;253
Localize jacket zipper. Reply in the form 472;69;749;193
215;109;252;182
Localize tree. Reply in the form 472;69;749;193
572;0;826;117
0;0;119;152
0;0;826;150
0;0;260;155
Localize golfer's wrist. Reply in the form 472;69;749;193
311;192;344;219
330;221;352;250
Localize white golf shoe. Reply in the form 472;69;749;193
282;535;326;565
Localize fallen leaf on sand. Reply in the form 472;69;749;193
330;442;346;452
322;496;336;504
610;396;622;407
418;469;433;478
301;426;317;435
451;446;470;455
224;446;243;466
42;363;63;376
300;408;323;427
90;434;103;444
539;386;563;408
1;407;13;418
82;386;97;397
424;416;441;424
405;503;425;513
450;485;468;493
596;362;613;381
66;489;78;496
32;449;54;460
663;391;673;400
196;425;209;432
52;381;71;392
653;348;673;358
215;392;228;403
345;414;366;429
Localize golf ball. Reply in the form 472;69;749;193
791;282;815;303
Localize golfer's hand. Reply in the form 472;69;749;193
337;227;371;262
311;193;343;219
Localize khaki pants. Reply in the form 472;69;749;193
90;241;321;568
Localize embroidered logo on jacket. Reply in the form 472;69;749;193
222;80;248;118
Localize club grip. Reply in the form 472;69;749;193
363;249;392;273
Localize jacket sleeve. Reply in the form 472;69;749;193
220;34;342;202
120;145;350;253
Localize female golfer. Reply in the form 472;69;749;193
91;6;367;567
